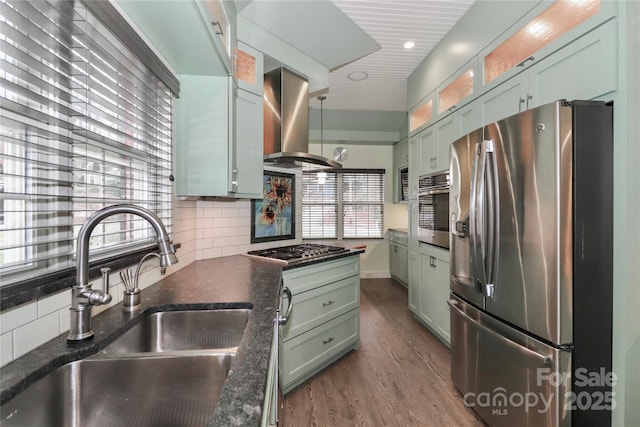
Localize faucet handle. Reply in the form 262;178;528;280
100;267;111;296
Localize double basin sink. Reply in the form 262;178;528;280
1;308;251;426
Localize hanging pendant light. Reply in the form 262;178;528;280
317;95;327;184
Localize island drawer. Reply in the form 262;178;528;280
280;274;359;340
279;308;360;393
282;256;360;295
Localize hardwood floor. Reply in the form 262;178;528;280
282;278;485;427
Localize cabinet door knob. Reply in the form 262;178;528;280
322;337;334;345
322;300;334;307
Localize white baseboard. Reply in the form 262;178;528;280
360;271;391;279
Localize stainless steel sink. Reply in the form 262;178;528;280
0;354;234;426
100;308;251;355
1;308;252;426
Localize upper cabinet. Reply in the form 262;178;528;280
175;75;233;197
201;0;236;71
115;0;237;76
235;41;264;95
480;18;617;124
392;139;409;203
175;75;263;198
480;0;614;92
409;94;434;136
436;58;479;119
407;0;616;130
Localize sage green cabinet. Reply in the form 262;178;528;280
389;231;409;286
457;100;482;138
115;0;236;77
417;243;450;346
417;105;477;177
175;75;263;198
200;0;237;74
409;93;434;136
481;19;617;125
418;128;437;176
392;139;409;203
407;135;419;200
175;75;232;197
235;41;264;95
279;256;361;394
479;0;615;94
233;88;263;198
526;19;617;108
480;71;528;125
408;202;420;314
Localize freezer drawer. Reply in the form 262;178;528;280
449;294;571;427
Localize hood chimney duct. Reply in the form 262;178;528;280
263;68;341;168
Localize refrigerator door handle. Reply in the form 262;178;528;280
469;142;486;287
447;299;552;365
484;139;499;298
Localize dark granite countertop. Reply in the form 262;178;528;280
0;250;363;426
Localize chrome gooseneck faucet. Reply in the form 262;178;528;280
68;204;178;342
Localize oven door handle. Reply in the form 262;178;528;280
278;287;293;325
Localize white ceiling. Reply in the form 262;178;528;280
239;0;475;113
309;0;476;112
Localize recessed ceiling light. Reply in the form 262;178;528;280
347;71;368;81
404;41;415;49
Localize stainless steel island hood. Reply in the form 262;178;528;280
263;67;341;169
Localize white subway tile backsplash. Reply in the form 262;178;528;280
1;332;13;366
222;227;238;237
0;302;37;335
221;246;239;256
201;207;223;218
59;306;70;335
202;247;222;259
198;238;214;250
212;217;231;228
203;227;223;239
37;289;71;317
213;237;231;248
13;312;60;359
196;217;214;229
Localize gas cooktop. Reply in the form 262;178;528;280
246;243;350;264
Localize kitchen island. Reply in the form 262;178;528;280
0;251;361;426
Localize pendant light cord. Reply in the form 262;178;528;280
317;95;326;157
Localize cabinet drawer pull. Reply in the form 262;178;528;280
322;337;334;345
322;300;335;307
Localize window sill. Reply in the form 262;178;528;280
0;244;179;312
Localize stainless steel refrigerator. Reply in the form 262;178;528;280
448;100;613;427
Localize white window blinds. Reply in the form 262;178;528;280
302;169;384;239
301;171;338;239
0;0;174;286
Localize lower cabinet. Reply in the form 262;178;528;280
389;230;409;286
279;256;361;394
416;243;451;346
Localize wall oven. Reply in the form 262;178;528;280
417;171;450;249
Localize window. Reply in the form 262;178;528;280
0;0;177;287
302;169;384;239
